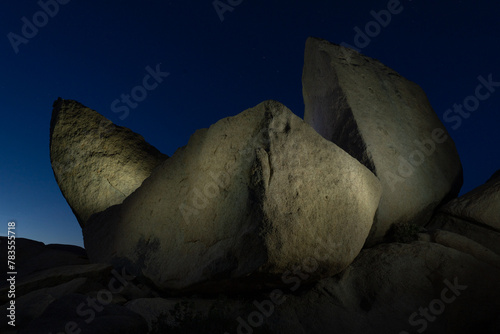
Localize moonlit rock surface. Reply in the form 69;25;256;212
302;37;463;244
50;98;168;227
84;100;381;292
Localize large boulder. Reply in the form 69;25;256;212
302;37;463;245
428;169;500;254
50;98;168;227
84;100;382;292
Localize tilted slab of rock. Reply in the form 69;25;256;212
427;214;500;256
439;169;500;230
428;229;500;269
50;98;168;227
84;100;382;291
302;37;463;245
428;170;500;254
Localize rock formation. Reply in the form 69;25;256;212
302;37;463;245
16;37;497;334
50;98;168;227
83;100;382;292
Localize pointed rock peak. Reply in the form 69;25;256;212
50;98;168;228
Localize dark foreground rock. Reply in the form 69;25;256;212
10;237;499;334
19;293;148;334
1;238;156;332
302;37;463;245
0;237;88;281
125;242;500;334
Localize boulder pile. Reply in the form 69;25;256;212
8;37;498;333
82;99;381;292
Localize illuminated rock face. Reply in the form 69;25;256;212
302;37;463;245
50;98;168;228
83;100;381;292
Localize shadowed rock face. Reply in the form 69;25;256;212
6;235;500;334
19;293;148;334
124;242;500;334
0;237;88;282
302;37;463;245
50;98;168;228
84;100;381;292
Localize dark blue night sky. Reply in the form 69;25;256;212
1;0;499;247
